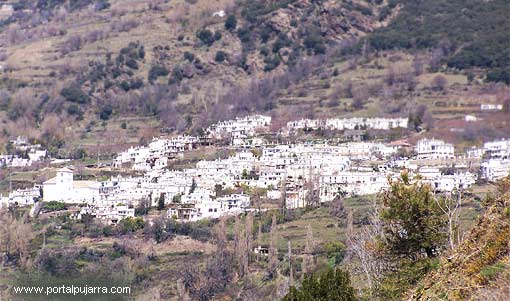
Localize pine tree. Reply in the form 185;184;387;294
381;173;447;258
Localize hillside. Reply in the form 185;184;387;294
408;177;510;300
0;0;508;158
0;2;509;299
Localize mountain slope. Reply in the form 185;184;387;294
408;177;510;300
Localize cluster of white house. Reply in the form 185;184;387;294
3;115;509;223
5;139;482;222
480;103;503;111
206;115;272;145
286;117;408;131
0;136;47;168
113;135;199;171
465;139;510;181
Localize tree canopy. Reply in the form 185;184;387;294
283;268;356;301
380;173;447;259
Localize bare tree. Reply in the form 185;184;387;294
347;203;387;294
434;189;463;251
234;215;248;278
279;176;287;215
0;211;35;268
302;224;315;276
287;240;293;287
305;167;320;208
257;219;263;262
268;214;278;278
245;212;254;264
431;75;448;92
412;55;424;76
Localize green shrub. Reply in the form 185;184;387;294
225;15;237;31
125;58;138;69
74;148;87;159
148;65;169;82
214;31;222;41
303;26;326;54
67;104;83;119
215;50;227;62
196;28;215;46
183;51;195;62
263;55;280;72
283;268;356;301
44;201;67;212
118;217;144;234
60;84;89;104
99;104;113;120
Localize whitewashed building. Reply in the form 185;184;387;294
483;139;510;159
75;205;135;225
480;104;503;111
207;115;271;145
415;139;455;160
320;171;391;200
287;117;408;131
416;167;475;192
113;136;199;170
481;159;510;181
43;167;100;204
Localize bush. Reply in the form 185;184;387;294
486;68;510;84
224;15;237;31
214;31;222;41
215;51;227;62
74;148;87;159
170;66;184;83
148;65;169;83
183;51;195;62
263;55;280;72
272;33;292;53
99;104;113;120
67;104;83;119
125;58;138;70
44;201;67;212
60;84;89;104
303;26;326;54
118;217;144;234
283;268;356;301
196;28;215;46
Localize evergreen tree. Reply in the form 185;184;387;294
380;173;447;258
283;268;356;301
157;193;165;210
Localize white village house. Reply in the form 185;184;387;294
207;115;271;145
483;139;510;159
74;204;135;225
416;167;475;192
43;167;100;204
287;117;408;131
415;138;455;160
481;159;510;181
